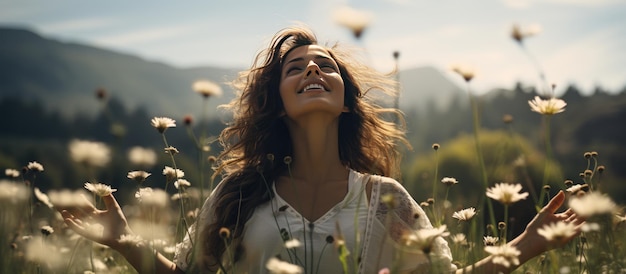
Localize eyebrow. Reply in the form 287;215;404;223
284;55;334;66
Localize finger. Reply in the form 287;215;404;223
63;215;102;242
61;210;87;226
575;221;586;231
555;209;575;220
63;215;87;235
542;190;565;214
101;194;122;211
572;216;586;226
79;194;98;212
564;213;577;223
60;210;75;219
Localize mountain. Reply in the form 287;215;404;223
0;27;465;119
0;27;239;119
398;66;467;112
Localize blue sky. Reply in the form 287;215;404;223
1;0;625;94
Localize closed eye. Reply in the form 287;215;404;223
320;64;337;73
285;66;303;75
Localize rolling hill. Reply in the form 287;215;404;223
0;26;465;119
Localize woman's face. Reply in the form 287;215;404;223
279;45;346;121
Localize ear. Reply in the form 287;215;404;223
342;106;350;113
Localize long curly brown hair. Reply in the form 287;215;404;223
198;25;411;270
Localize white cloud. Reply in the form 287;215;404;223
0;6;40;21
549;0;624;6
502;0;623;9
91;24;199;46
382;0;413;5
41;18;117;33
543;26;626;93
502;0;534;9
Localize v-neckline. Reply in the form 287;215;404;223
272;170;355;224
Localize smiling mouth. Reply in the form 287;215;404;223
298;83;328;94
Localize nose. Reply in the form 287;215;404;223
304;60;320;77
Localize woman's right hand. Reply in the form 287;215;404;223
59;194;133;251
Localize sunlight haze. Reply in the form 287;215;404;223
1;0;625;94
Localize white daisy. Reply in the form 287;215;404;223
284;239;301;249
483;236;499;246
511;23;542;44
486;183;529;205
568;192;616;217
174;179;191;190
332;5;372;39
163;166;185;181
27;161;44;172
265;257;303;274
192;80;223;98
451;64;475;82
40;225;54;236
441;177;459;186
537;221;578;242
84;182;117;197
150;117;176;133
34;187;54;208
450;233;468;245
47;189;92;208
5;168;20;178
118;234;144;247
68;139;111;168
0;180;30;204
402;225;450;254
135;187;169;208
565;184;587;194
528;96;566;115
127;146;157;167
452;207;476;222
127;170;151;183
485;245;521;268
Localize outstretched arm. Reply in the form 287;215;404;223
60;194;184;274
457;190;585;274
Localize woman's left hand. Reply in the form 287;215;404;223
521;190;585;252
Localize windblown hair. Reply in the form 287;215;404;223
200;25;411;270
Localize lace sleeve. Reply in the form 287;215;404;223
375;176;457;273
173;180;224;271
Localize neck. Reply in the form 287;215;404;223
284;114;347;184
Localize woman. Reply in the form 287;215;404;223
61;26;583;273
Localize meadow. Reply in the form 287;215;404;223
1;21;626;274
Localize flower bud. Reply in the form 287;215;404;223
183;115;193;126
283;156;292;165
219;227;231;239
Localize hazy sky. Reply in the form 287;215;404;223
2;0;625;94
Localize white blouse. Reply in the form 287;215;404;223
174;169;456;273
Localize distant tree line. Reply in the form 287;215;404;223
2;83;626;203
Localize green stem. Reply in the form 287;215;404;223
539;115;552;209
161;133;179;192
432;150;440;226
177;188;192;244
503;205;509;243
64;237;83;273
518;44;550;96
467;83;496;235
315;243;329;274
287;162;308;269
28;175;35;235
200;98;208;200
